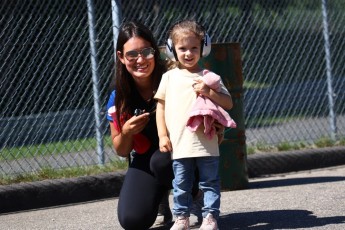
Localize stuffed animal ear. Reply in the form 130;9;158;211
203;71;221;91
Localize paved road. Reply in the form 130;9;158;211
1;165;344;230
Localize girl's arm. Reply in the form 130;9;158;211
207;89;233;110
193;78;233;110
156;99;172;152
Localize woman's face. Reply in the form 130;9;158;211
118;36;155;81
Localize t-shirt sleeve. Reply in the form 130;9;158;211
106;91;116;121
204;69;230;96
154;72;168;101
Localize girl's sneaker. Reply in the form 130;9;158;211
170;216;190;230
199;213;218;230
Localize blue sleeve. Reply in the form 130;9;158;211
106;91;116;121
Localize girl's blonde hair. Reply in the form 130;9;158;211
169;19;205;44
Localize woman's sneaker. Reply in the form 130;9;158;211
157;189;173;225
199;213;218;230
158;203;173;224
170;216;190;230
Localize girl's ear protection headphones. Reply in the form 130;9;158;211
165;25;211;61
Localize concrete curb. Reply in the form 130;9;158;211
247;146;345;177
1;147;345;214
0;171;125;213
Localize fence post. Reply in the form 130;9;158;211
321;0;337;140
87;0;105;164
200;43;248;190
111;0;122;57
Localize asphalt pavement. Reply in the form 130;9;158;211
1;146;345;230
1;165;345;230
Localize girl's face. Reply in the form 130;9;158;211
118;36;155;82
174;34;201;73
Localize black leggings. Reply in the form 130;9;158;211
117;149;173;230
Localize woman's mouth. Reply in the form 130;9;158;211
136;65;148;71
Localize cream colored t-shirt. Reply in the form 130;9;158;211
154;68;230;160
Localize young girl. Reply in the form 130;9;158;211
155;19;233;230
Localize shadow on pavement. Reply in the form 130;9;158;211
150;209;345;230
218;210;345;229
249;176;345;189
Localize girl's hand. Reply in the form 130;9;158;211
159;136;172;152
192;78;210;97
122;113;150;136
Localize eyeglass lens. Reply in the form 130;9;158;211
125;47;155;61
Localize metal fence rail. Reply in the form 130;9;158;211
0;0;344;175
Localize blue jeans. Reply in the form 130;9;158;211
172;157;220;219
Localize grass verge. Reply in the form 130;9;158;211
0;159;128;186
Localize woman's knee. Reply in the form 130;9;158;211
118;212;155;230
150;150;173;188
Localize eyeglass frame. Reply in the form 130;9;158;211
124;47;155;62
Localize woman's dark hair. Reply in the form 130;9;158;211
113;21;166;130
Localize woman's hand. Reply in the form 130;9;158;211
122;112;150;136
110;112;150;158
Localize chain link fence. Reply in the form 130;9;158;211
1;0;344;176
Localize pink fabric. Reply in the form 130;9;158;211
186;70;237;139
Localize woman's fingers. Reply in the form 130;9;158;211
123;113;150;134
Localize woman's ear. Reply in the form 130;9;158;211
117;51;125;64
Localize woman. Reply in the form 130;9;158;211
106;21;173;229
107;21;223;229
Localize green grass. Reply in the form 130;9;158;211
247;136;345;155
2;135;345;185
0;159;128;185
314;137;336;148
0;137;114;161
277;142;307;151
243;80;270;89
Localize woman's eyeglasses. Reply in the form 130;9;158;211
125;47;155;61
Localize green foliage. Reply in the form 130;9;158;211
314;137;336;148
246;146;256;155
339;137;345;145
256;142;276;152
247;136;345;155
277;142;305;151
243;80;270;89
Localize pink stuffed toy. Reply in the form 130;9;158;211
186;70;237;139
